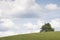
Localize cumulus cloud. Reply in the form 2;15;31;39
50;18;60;31
0;0;42;36
0;0;60;37
0;31;17;37
24;23;34;29
0;18;45;37
45;4;59;10
37;20;45;28
50;18;60;28
0;19;14;28
23;19;45;33
0;18;15;32
0;18;17;37
24;19;44;29
0;0;41;18
0;0;43;37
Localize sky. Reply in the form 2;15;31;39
0;0;60;37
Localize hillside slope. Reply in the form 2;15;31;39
0;32;60;40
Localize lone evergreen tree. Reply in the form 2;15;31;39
40;23;54;32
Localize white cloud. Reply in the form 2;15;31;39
23;19;45;32
50;18;60;28
24;22;34;29
37;20;45;28
0;0;60;37
0;31;17;37
45;4;59;10
0;0;41;18
0;18;20;37
0;18;45;37
0;19;14;28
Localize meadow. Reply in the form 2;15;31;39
0;32;60;40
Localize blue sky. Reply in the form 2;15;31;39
0;0;60;37
36;0;60;5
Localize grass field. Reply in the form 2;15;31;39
0;32;60;40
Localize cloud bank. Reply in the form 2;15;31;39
0;0;60;37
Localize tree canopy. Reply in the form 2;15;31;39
40;23;54;32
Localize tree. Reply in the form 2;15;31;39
40;23;54;32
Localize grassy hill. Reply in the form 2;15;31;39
0;32;60;40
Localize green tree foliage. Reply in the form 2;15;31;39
40;23;54;32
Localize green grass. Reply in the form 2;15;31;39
0;32;60;40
